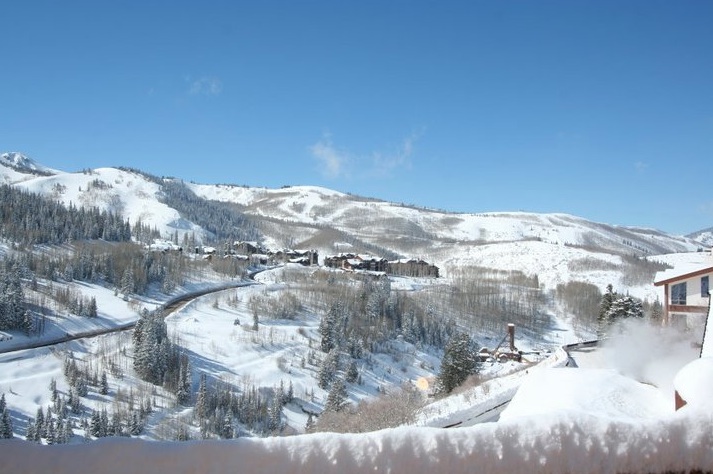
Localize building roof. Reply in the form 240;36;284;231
654;263;713;286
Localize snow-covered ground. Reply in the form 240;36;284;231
3;277;709;472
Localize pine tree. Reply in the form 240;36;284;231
0;407;13;438
317;349;339;389
34;407;44;442
90;410;103;437
87;296;98;318
25;419;36;442
325;378;348;413
305;412;315;433
176;355;192;405
437;331;479;394
98;371;108;395
195;373;208;420
598;284;616;338
346;360;359;383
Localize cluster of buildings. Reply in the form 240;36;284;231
323;253;439;278
202;241;441;278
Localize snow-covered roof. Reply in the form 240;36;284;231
654;263;713;286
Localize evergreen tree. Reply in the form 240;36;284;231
87;296;98;318
26;419;36;442
346;360;359;384
317;349;339;389
598;284;616;338
195;373;208;420
305;412;315;433
100;371;109;395
324;378;348;413
33;407;44;442
0;406;13;438
90;410;103;437
437;331;479;394
176;355;192;405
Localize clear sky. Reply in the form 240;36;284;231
2;1;711;235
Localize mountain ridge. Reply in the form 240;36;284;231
0;153;707;302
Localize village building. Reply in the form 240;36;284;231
325;253;438;277
654;258;712;329
269;248;319;266
387;258;440;278
233;241;265;255
324;253;388;272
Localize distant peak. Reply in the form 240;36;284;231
0;152;57;175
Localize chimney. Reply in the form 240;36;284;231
508;323;516;352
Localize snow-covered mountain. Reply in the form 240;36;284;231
0;152;58;183
0;153;704;299
0;157;206;240
688;227;713;247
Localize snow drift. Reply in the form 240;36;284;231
2;402;712;474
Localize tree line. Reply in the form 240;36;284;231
0;184;131;246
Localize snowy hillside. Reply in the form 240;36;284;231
0;153;702;301
688;227;713;247
189;182;699;257
0;152;58;184
0;160;207;241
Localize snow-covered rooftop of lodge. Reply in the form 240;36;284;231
653;251;713;284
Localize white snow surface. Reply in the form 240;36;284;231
10;166;207;241
674;357;713;407
1;156;712;471
2;403;712;474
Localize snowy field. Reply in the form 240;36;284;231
1;256;712;472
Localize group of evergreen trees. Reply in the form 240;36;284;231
597;284;644;338
132;312;183;389
0;261;30;332
159;180;260;243
0;184;131;246
189;375;294;439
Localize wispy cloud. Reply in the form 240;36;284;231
309;132;419;180
699;201;713;219
187;76;223;96
310;134;350;179
370;133;417;178
634;161;649;173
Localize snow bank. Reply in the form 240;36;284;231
501;368;670;421
3;405;713;474
674;357;713;407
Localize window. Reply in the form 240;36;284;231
671;282;687;305
703;276;710;297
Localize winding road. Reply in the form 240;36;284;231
0;274;261;355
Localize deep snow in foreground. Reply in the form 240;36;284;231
3;344;712;473
2;400;712;474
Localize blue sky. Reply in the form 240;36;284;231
2;1;711;235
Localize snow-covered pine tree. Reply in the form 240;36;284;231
437;331;479;394
324;378;348;413
317;349;339;389
100;371;109;395
0;406;13;438
195;373;208;420
346;360;359;383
